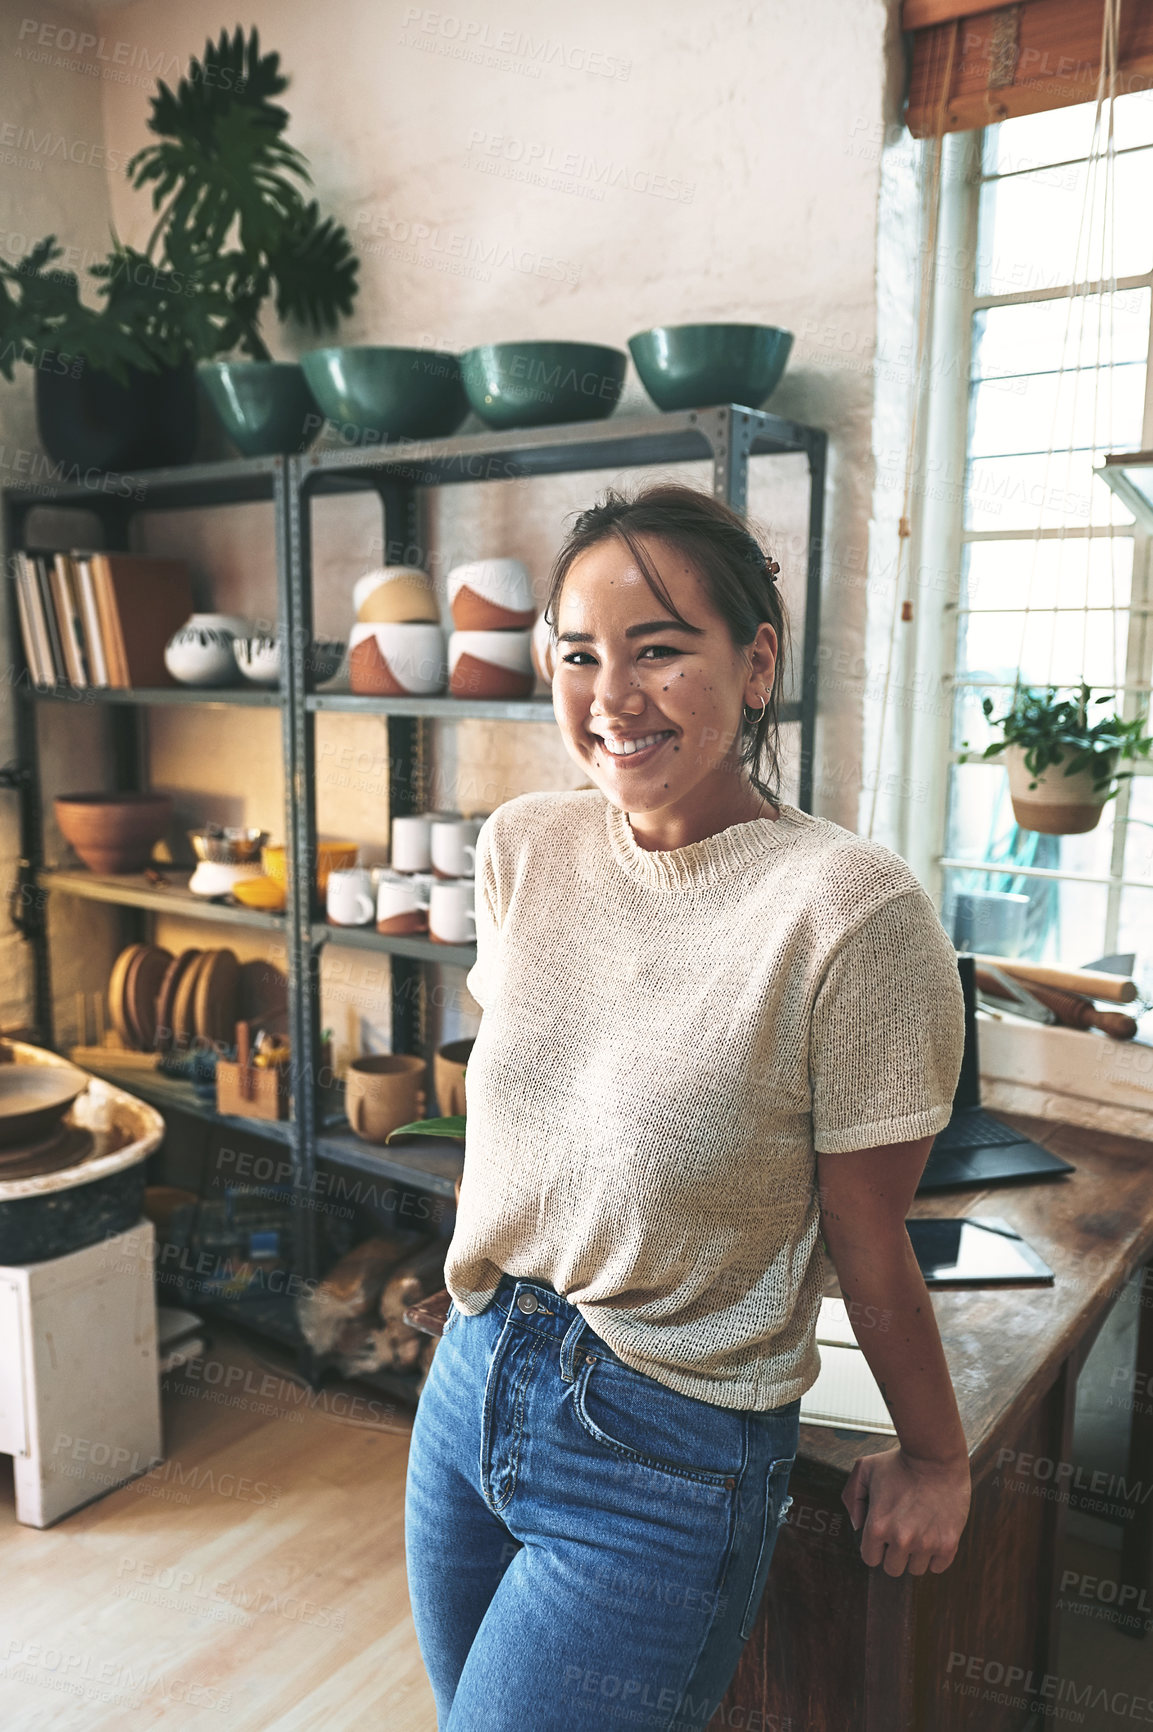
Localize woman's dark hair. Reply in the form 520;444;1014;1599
544;482;791;806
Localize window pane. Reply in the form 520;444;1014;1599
1121;773;1153;886
982;93;1153;177
972;290;1150;378
961;536;1134;615
960;605;1130;689
1117;887;1153;1006
969;360;1146;459
977;149;1153;295
964;453;1135;530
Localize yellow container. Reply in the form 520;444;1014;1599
262;840;359;897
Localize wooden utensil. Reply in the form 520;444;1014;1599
975;967;1139;1039
194;948;240;1046
971;952;1137;1005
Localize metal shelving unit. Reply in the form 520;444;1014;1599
1;402;826;1376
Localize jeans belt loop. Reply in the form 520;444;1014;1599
559;1312;590;1383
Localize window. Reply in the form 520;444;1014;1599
924;95;1153;1009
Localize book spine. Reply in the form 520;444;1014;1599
18;552;52;683
13;555;43;683
89;553;128;688
52;553;87;687
35;555;65;683
75;557;109;687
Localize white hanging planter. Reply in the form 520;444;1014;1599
1004;742;1117;835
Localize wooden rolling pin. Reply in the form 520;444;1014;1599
975;968;1138;1040
972;952;1137;1004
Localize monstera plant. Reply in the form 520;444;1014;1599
0;27;358;469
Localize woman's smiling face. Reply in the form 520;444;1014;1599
551;532;778;834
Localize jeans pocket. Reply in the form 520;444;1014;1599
739;1455;795;1640
572;1354;745;1488
442;1299;459;1335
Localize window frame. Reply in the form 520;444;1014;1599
906;117;1153;967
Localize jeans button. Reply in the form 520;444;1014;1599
516;1292;538;1314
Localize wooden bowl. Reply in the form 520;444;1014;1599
55;792;172;874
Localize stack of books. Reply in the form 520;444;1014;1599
13;550;194;689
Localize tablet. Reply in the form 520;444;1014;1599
906;1215;1054;1285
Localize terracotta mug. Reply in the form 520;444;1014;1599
345;1053;427;1145
434;1037;474;1117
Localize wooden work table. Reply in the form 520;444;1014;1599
713;1111;1153;1732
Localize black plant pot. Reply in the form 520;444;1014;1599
35;357;199;473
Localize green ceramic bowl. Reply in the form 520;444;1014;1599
198;361;323;457
627;323;794;413
300;346;469;443
461;341;627;431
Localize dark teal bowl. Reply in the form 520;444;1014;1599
300;346;469;443
461;342;627;431
198;362;322;457
628;323;794;413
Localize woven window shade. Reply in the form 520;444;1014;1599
903;0;1153;136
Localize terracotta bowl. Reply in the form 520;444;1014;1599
55;792;172;875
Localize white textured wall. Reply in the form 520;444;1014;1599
0;0;910;1053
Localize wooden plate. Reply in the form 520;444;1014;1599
154;948;201;1054
107;944;147;1048
127;946;174;1052
171;951;210;1051
239;958;289;1035
194;948;240;1047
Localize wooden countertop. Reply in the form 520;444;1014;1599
805;1110;1153;1484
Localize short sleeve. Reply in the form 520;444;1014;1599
808;888;966;1155
464;816;500;1011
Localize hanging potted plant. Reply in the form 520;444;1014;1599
0;27;358;471
960;682;1153;835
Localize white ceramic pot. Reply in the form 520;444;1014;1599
353;566;439;625
448;628;534;699
1004;742;1115;835
348;622;446;695
448;558;534;630
233;634;280;686
165;614;251;687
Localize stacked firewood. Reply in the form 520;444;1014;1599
295;1234;446;1383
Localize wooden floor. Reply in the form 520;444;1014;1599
0;1320;437;1732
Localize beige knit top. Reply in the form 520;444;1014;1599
444;789;966;1411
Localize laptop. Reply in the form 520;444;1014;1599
916;954;1075;1193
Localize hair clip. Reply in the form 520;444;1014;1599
766;559;780;581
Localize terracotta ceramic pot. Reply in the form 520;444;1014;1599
55;792;172;874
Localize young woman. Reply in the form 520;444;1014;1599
405;482;971;1731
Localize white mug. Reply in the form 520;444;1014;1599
429;878;476;945
377;870;432;934
431;817;477;879
391;813;432;873
326;866;375;926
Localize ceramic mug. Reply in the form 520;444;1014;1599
429;877;476;945
326;866;375;926
434;1036;474;1117
345;1053;427;1145
376;870;431;934
390;814;432;873
431;817;477;879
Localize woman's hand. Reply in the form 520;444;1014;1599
842;1445;971;1576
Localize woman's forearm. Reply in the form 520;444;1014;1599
821;1224;969;1466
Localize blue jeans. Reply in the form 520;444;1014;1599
405;1272;801;1732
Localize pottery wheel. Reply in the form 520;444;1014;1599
0;1123;96;1180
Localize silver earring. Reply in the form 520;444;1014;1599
742;692;768;725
